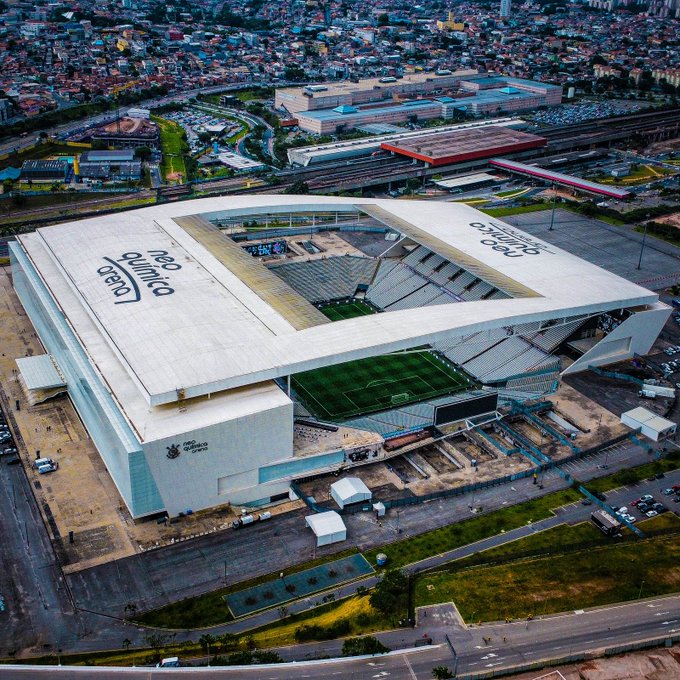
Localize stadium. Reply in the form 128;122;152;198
10;196;670;519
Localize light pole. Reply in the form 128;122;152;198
638;579;645;600
637;214;650;270
548;183;557;231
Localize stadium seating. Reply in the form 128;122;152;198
270;256;378;303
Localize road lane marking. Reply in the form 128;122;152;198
403;655;417;680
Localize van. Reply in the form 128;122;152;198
157;657;180;667
37;462;57;474
33;457;55;469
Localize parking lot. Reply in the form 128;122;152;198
162;107;242;154
530;101;642;127
611;480;680;525
503;209;680;288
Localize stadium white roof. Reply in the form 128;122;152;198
18;196;660;409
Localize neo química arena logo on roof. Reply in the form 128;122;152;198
96;250;182;304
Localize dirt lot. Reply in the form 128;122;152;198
508;645;680;679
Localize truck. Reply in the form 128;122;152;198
591;510;621;537
638;389;657;399
232;511;272;530
642;383;675;398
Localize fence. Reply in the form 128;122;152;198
360;429;642;514
422;526;680;577
588;365;645;386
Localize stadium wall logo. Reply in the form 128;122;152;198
96;250;182;304
166;440;209;460
469;222;554;258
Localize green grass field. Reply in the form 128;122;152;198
317;300;377;321
415;517;680;622
153;115;188;181
292;351;471;421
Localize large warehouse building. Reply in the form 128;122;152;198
10;197;669;520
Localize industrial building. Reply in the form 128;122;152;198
10;196;669;520
77;149;142;181
286;117;525;166
20;159;70;181
381;127;547;167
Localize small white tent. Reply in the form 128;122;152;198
305;511;347;547
330;477;372;509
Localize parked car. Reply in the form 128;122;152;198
645;510;658;517
2;447;17;455
662;488;674;495
37;462;57;474
6;457;20;465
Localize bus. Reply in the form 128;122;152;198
591;510;621;537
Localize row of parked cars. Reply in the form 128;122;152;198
1;411;59;473
614;485;680;522
0;412;18;464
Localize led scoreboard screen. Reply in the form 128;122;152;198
242;240;287;258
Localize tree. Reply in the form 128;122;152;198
342;636;390;657
432;667;454;679
377;13;389;25
285;180;309;194
134;146;152;162
369;570;409;617
199;633;217;652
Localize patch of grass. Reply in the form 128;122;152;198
317;300;377;321
634;224;680;248
291;351;472;421
153;115;188;181
495;188;531;199
583;452;680;494
415;532;680;622
132;547;359;629
363;487;582;569
481;202;552;217
248;595;389;648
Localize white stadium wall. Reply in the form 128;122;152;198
142;402;294;516
562;302;670;375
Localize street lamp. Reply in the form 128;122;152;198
638;579;645;600
548;183;557;231
637;214;650;270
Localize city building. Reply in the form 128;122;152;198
290;75;562;133
10;196;669;520
20;160;70;181
500;0;512;17
77;149;142;181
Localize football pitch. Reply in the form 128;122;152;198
317;300;377;321
292;351;472;421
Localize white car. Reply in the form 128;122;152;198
645;510;658;518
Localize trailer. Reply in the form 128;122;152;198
232;511;272;529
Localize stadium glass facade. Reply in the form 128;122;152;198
10;244;165;517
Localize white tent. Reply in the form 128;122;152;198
330;477;372;509
621;407;677;442
305;511;347;547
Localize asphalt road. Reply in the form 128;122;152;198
0;594;679;678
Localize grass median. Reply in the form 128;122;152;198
364;487;581;569
415;514;680;622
